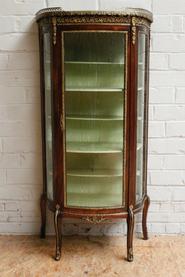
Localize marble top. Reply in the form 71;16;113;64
36;7;153;22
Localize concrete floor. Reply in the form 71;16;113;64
0;235;184;277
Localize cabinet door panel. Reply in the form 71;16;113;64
63;31;127;208
136;32;147;203
43;32;53;200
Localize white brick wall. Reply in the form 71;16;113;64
0;0;185;236
149;0;185;235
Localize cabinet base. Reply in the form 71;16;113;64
41;197;150;262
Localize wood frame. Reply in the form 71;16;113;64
36;8;152;262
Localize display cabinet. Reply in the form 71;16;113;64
36;7;153;262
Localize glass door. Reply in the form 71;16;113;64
63;31;127;208
43;31;53;201
136;32;147;202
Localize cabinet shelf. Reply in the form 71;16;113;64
66;115;123;121
65;61;143;66
67;169;122;177
65;61;124;65
67;142;123;153
67;193;122;207
65;88;124;93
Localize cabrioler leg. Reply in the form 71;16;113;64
127;205;135;262
54;204;62;261
142;195;150;240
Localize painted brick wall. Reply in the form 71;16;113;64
0;0;185;235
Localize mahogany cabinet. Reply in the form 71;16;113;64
36;7;153;262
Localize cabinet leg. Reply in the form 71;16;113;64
54;204;62;261
40;193;46;238
127;205;135;262
142;195;150;240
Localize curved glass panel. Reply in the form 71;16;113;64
136;33;146;202
43;32;53;200
63;32;126;208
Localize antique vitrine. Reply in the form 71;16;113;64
36;7;153;262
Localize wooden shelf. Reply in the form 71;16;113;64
66;115;123;121
64;61;143;66
65;61;124;65
67;169;122;177
67;192;122;207
67;142;123;153
65;88;124;93
49;114;123;121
